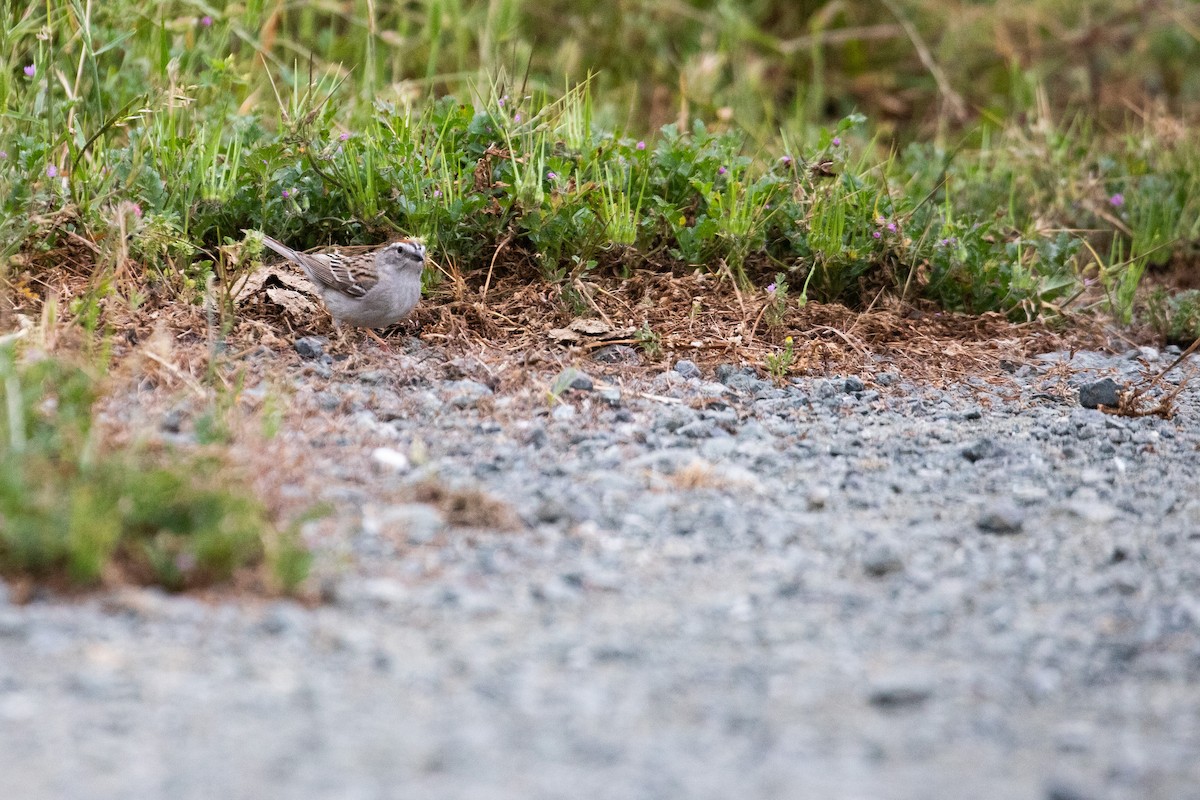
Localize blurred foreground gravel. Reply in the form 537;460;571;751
2;342;1199;800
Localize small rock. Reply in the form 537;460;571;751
962;438;1005;463
862;541;904;577
676;420;717;439
535;498;573;524
569;372;594;391
977;502;1025;534
1078;378;1121;409
1044;780;1096;800
724;372;770;394
876;371;898;386
552;403;577;421
314;391;340;411
714;364;739;383
591;345;641;365
806;486;832;511
1064;491;1120;524
867;674;934;709
160;408;186;434
844;376;866;393
259;602;308;636
363;503;446;545
371;447;410;473
0;610;27;639
294;336;328;360
444;379;493;409
597;387;622;407
673;359;701;379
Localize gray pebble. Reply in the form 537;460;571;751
1078;378;1121;409
673;359;701;379
444;379;493;409
862;540;904;576
867;674;934;709
592;345;641;364
294;336;328;360
977;503;1025;534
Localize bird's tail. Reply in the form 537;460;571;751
258;233;301;263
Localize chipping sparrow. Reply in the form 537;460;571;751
259;234;426;331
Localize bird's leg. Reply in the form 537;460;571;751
362;327;391;350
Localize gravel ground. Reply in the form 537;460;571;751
2;339;1199;800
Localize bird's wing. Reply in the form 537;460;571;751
260;234;376;298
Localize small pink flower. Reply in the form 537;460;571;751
132;203;143;218
46;164;57;178
718;166;727;175
765;283;777;294
201;15;213;27
780;155;792;165
281;188;290;199
339;132;350;141
0;151;7;159
1109;193;1125;208
872;231;881;239
636;141;646;151
886;222;897;232
832;137;841;146
513;113;522;123
24;64;35;77
433;189;442;198
546;171;557;180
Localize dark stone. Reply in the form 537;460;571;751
844;376;866;393
294;336;328;360
868;677;933;709
1079;378;1121;409
862;541;904;577
977;503;1025;535
673;359;701;379
591;345;641;365
961;438;1005;463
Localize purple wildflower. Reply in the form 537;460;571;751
872;231;881;239
433;189;443;198
765;283;777;294
23;64;35;77
718;166;727;176
780;155;792;166
876;215;886;225
0;151;7;160
132;203;143;218
636;141;646;151
1109;193;1125;208
514;113;521;123
201;15;213;27
281;188;290;199
339;132;350;141
46;164;57;178
886;222;897;232
546;171;557;180
832;136;841;147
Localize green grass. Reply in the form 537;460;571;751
1;0;1198;325
0;346;309;592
